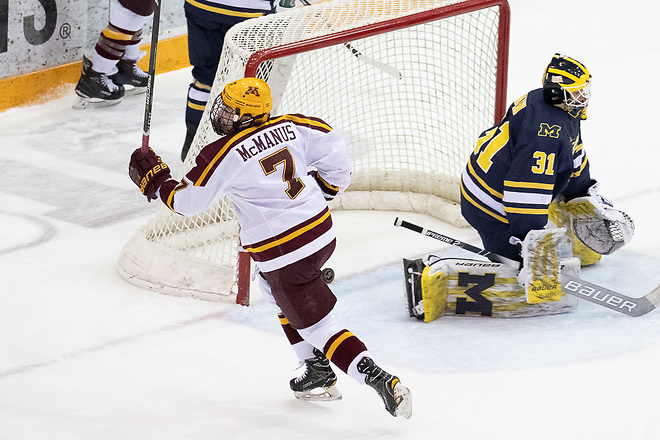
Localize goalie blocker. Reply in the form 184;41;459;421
404;256;580;321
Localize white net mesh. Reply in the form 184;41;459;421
118;0;509;301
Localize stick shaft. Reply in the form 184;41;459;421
393;217;518;267
141;0;162;152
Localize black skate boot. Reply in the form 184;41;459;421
290;348;342;401
181;123;197;162
110;58;148;95
357;357;412;418
73;56;124;109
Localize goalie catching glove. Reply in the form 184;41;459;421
563;182;635;255
129;147;171;201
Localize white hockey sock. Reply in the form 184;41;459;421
346;352;371;383
291;340;316;363
122;44;145;62
90;54;119;75
109;0;149;32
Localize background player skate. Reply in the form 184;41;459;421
404;54;635;320
128;77;412;418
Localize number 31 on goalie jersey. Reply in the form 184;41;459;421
473;122;510;173
471;93;555;176
471;93;528;173
473;121;556;176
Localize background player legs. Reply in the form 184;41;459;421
181;16;233;161
74;0;154;108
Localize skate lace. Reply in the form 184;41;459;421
100;74;119;92
294;370;308;384
294;358;327;384
124;60;148;79
134;65;148;78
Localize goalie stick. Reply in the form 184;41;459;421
394;217;660;317
299;0;402;79
141;0;162;153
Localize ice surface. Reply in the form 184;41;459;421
1;1;660;438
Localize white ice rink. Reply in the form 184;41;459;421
2;1;660;439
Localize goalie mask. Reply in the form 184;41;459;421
211;77;273;135
542;54;591;119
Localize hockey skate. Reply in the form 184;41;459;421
73;56;124;109
290;348;342;401
357;357;412;418
110;58;148;95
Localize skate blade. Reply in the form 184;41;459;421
294;385;342;402
72;95;122;109
393;383;412;419
122;84;147;95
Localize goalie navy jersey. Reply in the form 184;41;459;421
158;114;351;272
461;88;592;240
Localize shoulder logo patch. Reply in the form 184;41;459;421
538;123;561;138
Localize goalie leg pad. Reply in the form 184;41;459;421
403;257;579;321
521;228;566;304
403;258;427;320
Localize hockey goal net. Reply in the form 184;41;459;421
118;0;510;305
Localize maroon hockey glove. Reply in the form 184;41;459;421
129;147;171;201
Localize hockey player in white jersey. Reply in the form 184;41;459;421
128;77;412;418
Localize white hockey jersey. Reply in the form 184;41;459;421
158;114;352;272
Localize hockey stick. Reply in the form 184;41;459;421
299;0;402;79
141;0;162;153
394;217;660;317
394;217;521;267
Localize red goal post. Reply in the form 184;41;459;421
118;0;511;305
